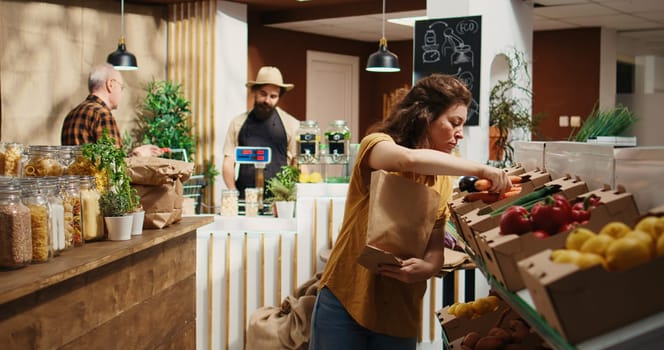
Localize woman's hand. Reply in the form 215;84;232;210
377;258;438;283
480;166;513;194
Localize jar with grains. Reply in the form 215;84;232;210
42;177;66;255
0;181;32;269
220;189;239;216
22;145;64;177
2;142;24;177
62;175;84;247
21;182;52;263
80;176;103;242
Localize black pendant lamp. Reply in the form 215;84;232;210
107;0;138;70
366;0;400;72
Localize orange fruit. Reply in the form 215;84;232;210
565;227;596;250
634;216;664;241
598;222;631;239
605;237;651;271
579;234;615;256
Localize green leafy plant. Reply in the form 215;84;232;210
568;104;638;142
99;190;131;217
81;129;140;213
136;80;196;158
489;48;541;167
266;165;300;202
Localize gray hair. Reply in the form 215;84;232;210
87;63;116;93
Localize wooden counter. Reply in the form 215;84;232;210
0;215;214;349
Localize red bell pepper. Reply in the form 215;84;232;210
499;205;533;236
571;200;591;223
530;194;573;235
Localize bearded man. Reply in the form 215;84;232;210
222;66;300;198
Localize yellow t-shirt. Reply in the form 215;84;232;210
318;132;453;338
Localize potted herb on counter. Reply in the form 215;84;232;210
266;165;300;218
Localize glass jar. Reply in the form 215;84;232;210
0;181;32;269
43;178;66;255
0;142;5;176
57;145;80;173
244;188;260;217
325;120;351;163
296;120;321;164
21;182;52;263
62;175;84;247
2;142;24;177
80;176;103;242
22;145;64;177
220;189;239;216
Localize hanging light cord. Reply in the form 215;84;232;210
121;0;126;39
381;0;386;41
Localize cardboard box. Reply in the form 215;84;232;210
518;250;664;344
476;185;641;292
457;175;587;258
436;301;511;342
450;169;552;255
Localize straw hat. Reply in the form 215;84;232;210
246;66;294;91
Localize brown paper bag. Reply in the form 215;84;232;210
127;157;191;229
365;170;440;259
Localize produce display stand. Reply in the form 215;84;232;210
445;224;664;350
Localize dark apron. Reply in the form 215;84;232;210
236;110;288;198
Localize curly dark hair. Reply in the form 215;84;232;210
369;74;471;149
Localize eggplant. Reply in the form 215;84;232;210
458;176;479;193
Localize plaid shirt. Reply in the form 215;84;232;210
61;94;123;147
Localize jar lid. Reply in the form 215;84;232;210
330;120;348;126
301;120;318;127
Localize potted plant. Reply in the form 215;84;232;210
266;165;300;218
82;129;138;239
488;48;541;167
133;79;220;213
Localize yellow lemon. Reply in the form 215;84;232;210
447;303;459;316
551;249;582;264
565;227;596;250
625;230;655;257
453;302;474;319
657;234;664;257
598;222;631;239
471;298;493;315
579;234;615;257
575;252;605;269
309;172;323;183
605;236;652;271
298;172;310;183
634;216;664;241
483;295;501;311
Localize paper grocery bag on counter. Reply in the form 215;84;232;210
359;170;440;271
126;157;193;229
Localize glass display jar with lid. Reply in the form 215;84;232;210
61;175;84;247
296;120;321;164
0;180;32;269
22;145;65;177
21;179;52;263
42;177;66;255
80;175;103;241
1;142;24;177
325;120;351;163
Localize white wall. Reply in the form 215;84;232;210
427;0;533;164
213;0;248;202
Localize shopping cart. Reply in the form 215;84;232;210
166;148;208;214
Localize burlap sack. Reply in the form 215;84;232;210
365;170;440;259
126;157;193;229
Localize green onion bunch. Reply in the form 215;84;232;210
569;104;638;142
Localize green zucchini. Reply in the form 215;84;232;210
489;184;560;217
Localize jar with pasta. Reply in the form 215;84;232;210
80;176;103;242
66;148;108;192
43;177;66;255
57;145;79;172
2;142;24;177
21;182;52;263
23;145;64;177
62;175;84;247
0;181;32;269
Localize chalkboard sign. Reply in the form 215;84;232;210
414;16;481;126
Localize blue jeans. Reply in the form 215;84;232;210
308;287;417;350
